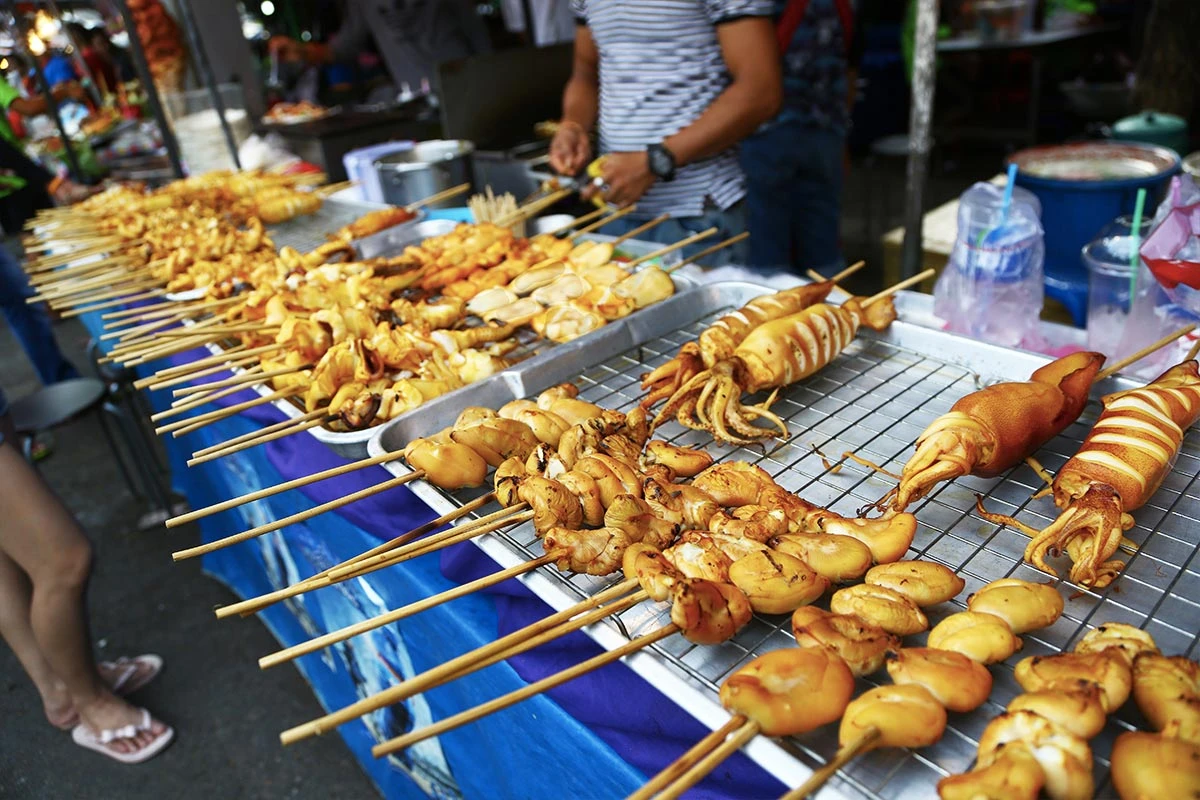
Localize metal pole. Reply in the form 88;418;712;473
41;0;104;102
111;0;185;178
174;0;242;170
9;12;85;182
900;0;939;279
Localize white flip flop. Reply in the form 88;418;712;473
101;654;164;696
72;709;174;765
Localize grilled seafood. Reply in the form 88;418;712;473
927;611;1022;664
886;647;993;713
727;550;826;614
839;684;948;751
1006;684;1108;739
973;711;1094;800
829;583;928;636
791;606;899;677
1132;653;1200;743
965;578;1064;635
864;560;965;607
1074;621;1159;666
718;647;855;737
669;578;753;645
891;352;1104;511
770;532;873;583
1110;730;1200;800
1013;651;1132;712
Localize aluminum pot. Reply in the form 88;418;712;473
375;139;474;208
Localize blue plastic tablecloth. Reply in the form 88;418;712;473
76;227;784;800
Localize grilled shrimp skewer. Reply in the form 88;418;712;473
978;359;1200;587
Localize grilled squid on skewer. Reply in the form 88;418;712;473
979;360;1200;588
969;710;1095;800
719;648;855;737
886;647;993;713
652;297;897;445
965;578;1064;635
791;606;899;677
1110;729;1200;800
927;611;1022;664
891;352;1104;511
1132;653;1200;743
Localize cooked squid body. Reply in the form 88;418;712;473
466;286;519;316
1110;730;1200;800
450;417;540;467
727;550;827;615
829;583;928;637
542;396;604;427
839;684;948;751
975;711;1094;800
641;440;714;478
402;439;488;490
688;530;769;563
791;606;899;677
621;543;681;602
664;535;733;582
1006;683;1108;739
543;526;631;576
493;456;528;506
770;532;873;583
670;578;753;645
864;560;965;607
1015;651;1133;712
719;647;855;737
819;513;917;564
708;506;788;543
966;578;1065;634
1074;622;1159;667
508;408;572;447
613;265;675;309
509;263;566;295
533;303;606;343
604;494;678;549
517;476;584;533
557;470;605;527
937;743;1047;800
484;297;544;326
927;611;1022;664
1132;653;1200;743
566;240;614;270
886;647;993;713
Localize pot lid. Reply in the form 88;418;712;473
1114;110;1188;136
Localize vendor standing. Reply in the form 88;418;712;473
549;0;782;265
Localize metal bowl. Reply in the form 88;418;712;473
374;140;474;208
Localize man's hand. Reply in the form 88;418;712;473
595;151;656;207
549;120;591;176
269;36;305;62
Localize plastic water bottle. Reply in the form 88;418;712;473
933;182;1045;349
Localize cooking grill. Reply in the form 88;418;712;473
368;282;1200;798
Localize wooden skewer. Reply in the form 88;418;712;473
29;256;136;285
102;297;183;321
152;324;277;338
110;315;226;355
32;268;141;300
569;205;636;239
542;207;607;237
404;182;472;212
188;417;329;466
167;450;408;527
808;259;867;288
1094;323;1197;381
610;214;671;247
171;472;422;562
116;330;230;366
174;363;310;396
665;231;750;273
25;234;121;254
157;389;298;436
47;279;162;309
628;227;718;269
28;244;140;274
779;727;882;800
279;578;641;744
103;311;195;341
315;179;357;197
655;718;762;800
862;268;936;308
40;274;158;305
145;342;284;376
134;347;252;389
188;408;331;460
371;620;678;758
497;188;575;227
156;369;267;419
628;716;750;800
260;554;558;669
62;289;168;318
103;295;237;324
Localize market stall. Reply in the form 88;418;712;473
20;165;1200;800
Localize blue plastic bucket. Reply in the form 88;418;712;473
1008;141;1180;325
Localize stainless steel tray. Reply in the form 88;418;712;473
354;217;449;260
364;280;1200;799
266;195;429;255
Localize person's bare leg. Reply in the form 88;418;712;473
0;438;166;753
0;548;76;727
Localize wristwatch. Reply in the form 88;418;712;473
647;142;677;182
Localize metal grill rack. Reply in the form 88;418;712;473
374;282;1200;799
266;196;385;254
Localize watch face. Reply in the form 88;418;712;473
649;146;674;179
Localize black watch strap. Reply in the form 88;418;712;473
647;143;677;182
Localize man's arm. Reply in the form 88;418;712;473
549;24;599;175
8;83;84;118
663;17;782;167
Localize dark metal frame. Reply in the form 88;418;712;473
174;0;242;170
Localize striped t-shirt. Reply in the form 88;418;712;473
572;0;774;218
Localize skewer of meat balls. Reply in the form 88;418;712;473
938;621;1159;800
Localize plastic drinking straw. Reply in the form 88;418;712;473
977;162;1020;247
1128;187;1148;303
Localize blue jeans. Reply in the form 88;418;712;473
603;201;748;267
739;121;845;276
0;244;79;386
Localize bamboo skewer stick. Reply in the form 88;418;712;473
665;231;750;273
167;450;408;527
134;348;253;390
26;240;133;271
778;727;882;800
315;179;357;197
805;261;869;297
542;206;608;237
47;279;162;309
371;620;678;757
103;310;194;341
103;294;238;324
628;716;750;800
188;408;331;461
496;188;575;227
569;205;636;238
32;268;140;299
655;718;762;800
110;314;225;354
27;245;140;275
609;214;671;247
157;389;298;436
29;256;137;285
174;363;310;397
628;227;718;268
1094;323;1197;381
116;329;232;366
862;268;936;308
102;297;182;321
279;578;642;744
144;342;283;377
188;416;329;466
171;472;423;562
62;289;168;318
152;324;278;338
41;274;160;305
1187;339;1200;363
259;554;558;669
25;234;122;253
404;182;472;212
156;369;267;418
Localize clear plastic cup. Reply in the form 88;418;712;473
1083;215;1153;358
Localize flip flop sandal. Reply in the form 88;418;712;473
101;654;164;696
72;709;174;765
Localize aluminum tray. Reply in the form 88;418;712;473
266;195;426;255
365;280;1200;799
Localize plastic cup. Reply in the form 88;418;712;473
1083;244;1133;356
